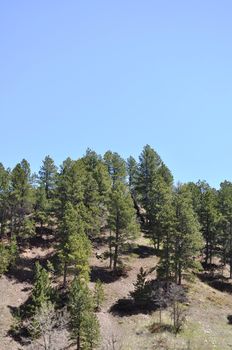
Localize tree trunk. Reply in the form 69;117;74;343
157;234;160;251
229;224;232;279
178;263;182;285
165;234;170;283
209;240;213;265
109;231;113;269
113;242;118;271
205;236;209;265
113;213;119;271
63;261;67;288
76;333;80;350
0;220;5;237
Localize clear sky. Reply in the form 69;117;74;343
1;1;232;188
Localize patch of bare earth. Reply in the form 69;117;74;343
3;233;232;350
0;275;29;350
0;243;55;350
90;235;159;349
90;235;232;350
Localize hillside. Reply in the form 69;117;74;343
1;147;232;349
1;230;232;350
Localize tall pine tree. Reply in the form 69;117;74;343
108;182;139;270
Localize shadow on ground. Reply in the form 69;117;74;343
6;231;57;284
90;266;128;284
7;251;55;284
121;244;159;258
198;272;232;294
109;297;155;316
110;280;187;317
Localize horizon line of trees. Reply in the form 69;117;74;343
1;146;232;283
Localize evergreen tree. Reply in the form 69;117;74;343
56;154;110;238
158;185;203;285
0;237;18;276
69;277;100;350
94;279;104;311
218;181;232;277
0;163;10;236
108;181;139;270
0;241;10;276
83;148;100;172
147;173;173;250
92;160;111;199
173;185;203;284
55;157;82;218
8;236;18;268
9;159;34;236
34;186;49;228
39;156;57;199
82;312;100;350
59;202;91;287
104;151;127;187
82;172;101;237
82;152;111;234
196;181;219;265
31;262;52;313
135;145;162;216
186;181;219;265
155;186;176;282
130;267;150;308
19;217;36;240
126;156;137;196
157;162;173;187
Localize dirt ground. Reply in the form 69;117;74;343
90;235;159;349
1;234;232;350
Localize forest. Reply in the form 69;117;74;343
1;145;232;350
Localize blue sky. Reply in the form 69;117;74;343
1;1;232;188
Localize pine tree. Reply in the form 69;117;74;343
8;236;19;268
34;186;49;228
69;277;100;350
197;181;219;265
135;145;162;217
130;267;150;308
19;217;36;240
186;181;219;266
94;279;104;311
156;187;176;282
108;181;139;270
9;159;34;236
0;237;18;276
0;163;10;237
82;172;101;237
83;148;100;172
157;163;173;187
173;185;203;284
218;181;232;277
126;156;137;196
104;151;127;187
147;173;173;250
55;157;82;218
0;241;10;276
31;262;52;314
39;156;57;199
59;202;91;287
